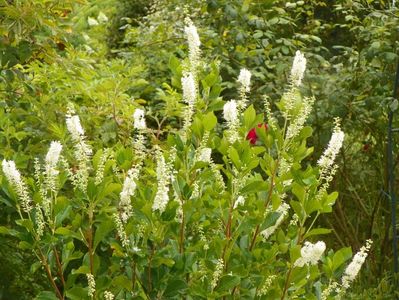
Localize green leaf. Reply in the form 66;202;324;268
152;256;175;267
304;228;331;239
241;181;267;194
243;105;256;129
203;111;217;131
34;291;58;300
228;147;241;169
332;247;352;272
72;265;90;274
55;227;85;243
0;225;17;235
112;275;132;291
93;218;114;251
19;241;33;250
97;183;120;201
321;191;338;212
15;219;34;231
290;201;304;220
215;275;240;292
164;279;188;297
292;183;306;202
66;287;89;300
169;55;181;75
242;0;251;12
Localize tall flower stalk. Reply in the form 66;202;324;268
181;72;197;137
237;68;251;112
223;100;240;143
66;108;92;192
2;160;32;213
184;18;201;76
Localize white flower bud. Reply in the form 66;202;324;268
290;50;307;86
87;17;99;27
238;68;251;92
133;108;146;130
294;241;326;267
223;100;238;123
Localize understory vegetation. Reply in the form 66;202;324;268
0;0;398;299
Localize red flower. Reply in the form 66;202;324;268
246;123;268;145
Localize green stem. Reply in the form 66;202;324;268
304;212;320;236
179;210;185;254
280;225;304;299
249;161;279;251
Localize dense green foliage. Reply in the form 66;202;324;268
0;0;399;299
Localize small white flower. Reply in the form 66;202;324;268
294;241;326;267
182;73;197;106
2;160;32;213
184;23;201;50
97;12;108;23
119;167;141;223
198;148;212;163
133;108;146;130
258;275;276;296
104;291;114;300
238;68;251;92
261;202;290;239
2;160;21;185
86;273;96;297
341;240;372;289
113;213;129;248
223;100;240;143
184;19;201;73
66;115;85;141
181;72;197;136
152;149;171;213
45;141;63;167
66;112;92;191
290;50;307;86
35;207;45;238
318;124;345;177
45;141;63;193
95;148;111;185
223;100;238;123
211;258;224;289
87;17;99;27
233;195;245;209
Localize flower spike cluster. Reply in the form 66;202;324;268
237;68;252;111
341;240;372;289
152;148;175;213
133;108;147;130
290;50;307;87
66;109;92;192
322;240;373;299
181;72;197;135
294;241;326;267
184;18;201;74
223;100;240;143
318;120;345;180
119;167;140;223
45;141;63;193
2;160;32;213
261;202;290;240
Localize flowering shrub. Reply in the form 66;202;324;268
0;21;371;300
